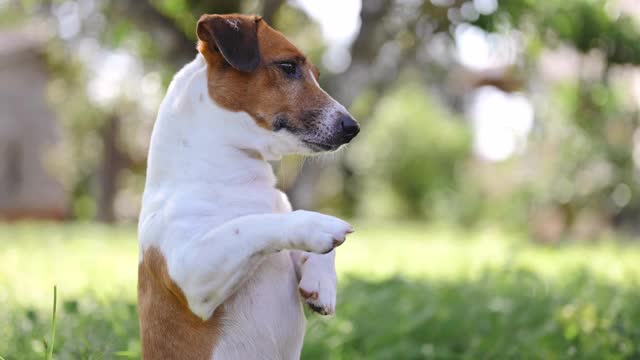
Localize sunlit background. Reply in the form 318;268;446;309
2;0;640;359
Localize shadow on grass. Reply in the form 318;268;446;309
2;268;639;359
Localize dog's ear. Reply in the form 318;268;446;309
197;14;261;72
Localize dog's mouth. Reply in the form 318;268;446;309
302;140;339;152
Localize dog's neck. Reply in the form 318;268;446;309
145;55;278;189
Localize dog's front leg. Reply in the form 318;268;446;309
166;211;352;320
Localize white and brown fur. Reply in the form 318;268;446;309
138;14;360;359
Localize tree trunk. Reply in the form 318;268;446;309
96;115;122;223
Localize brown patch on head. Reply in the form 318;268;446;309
138;247;223;359
196;13;334;132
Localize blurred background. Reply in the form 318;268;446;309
2;0;640;359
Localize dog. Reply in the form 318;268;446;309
137;13;360;359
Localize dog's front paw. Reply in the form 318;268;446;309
286;210;353;254
298;265;337;316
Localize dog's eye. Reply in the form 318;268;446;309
277;62;297;76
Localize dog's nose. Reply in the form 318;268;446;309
340;115;360;142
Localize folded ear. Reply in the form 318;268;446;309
197;14;261;72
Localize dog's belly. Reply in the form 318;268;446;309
211;251;305;360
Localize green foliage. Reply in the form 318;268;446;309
348;82;472;220
475;0;640;65
2;223;640;359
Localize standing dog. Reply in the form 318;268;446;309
138;13;360;359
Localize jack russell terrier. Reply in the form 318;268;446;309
137;13;360;359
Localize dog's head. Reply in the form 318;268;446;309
196;14;359;155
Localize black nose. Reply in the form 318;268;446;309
340;115;360;142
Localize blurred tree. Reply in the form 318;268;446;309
471;0;640;238
6;0;289;221
6;0;640;239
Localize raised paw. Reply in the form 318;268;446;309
286;210;353;254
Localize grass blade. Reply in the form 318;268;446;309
46;285;58;360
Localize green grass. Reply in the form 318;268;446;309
1;222;640;359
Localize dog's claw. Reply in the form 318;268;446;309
307;302;329;315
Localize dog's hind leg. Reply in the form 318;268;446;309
295;250;338;315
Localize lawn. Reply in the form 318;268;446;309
1;222;640;359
